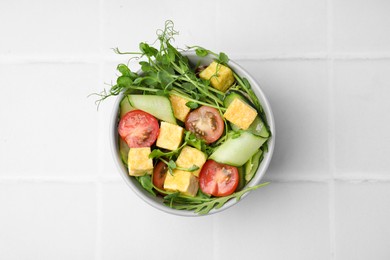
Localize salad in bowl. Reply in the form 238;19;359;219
96;21;274;216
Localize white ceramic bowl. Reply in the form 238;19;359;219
110;51;275;216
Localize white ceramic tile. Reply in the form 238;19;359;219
100;182;215;260
0;0;99;55
333;60;390;175
102;0;217;57
215;182;330;260
333;0;390;53
237;60;330;177
96;62;120;177
0;183;96;260
1;1;389;260
335;182;390;260
216;0;327;55
97;98;119;177
0;64;99;176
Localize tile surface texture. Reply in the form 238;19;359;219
333;60;390;175
1;0;389;259
335;182;390;260
0;183;97;260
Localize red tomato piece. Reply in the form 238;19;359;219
199;160;239;197
153;161;168;190
185;106;224;144
118;110;159;148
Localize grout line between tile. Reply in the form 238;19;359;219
1;53;390;64
263;174;331;183
214;0;219;52
95;181;103;260
327;0;336;258
328;180;336;260
0;176;118;183
212;215;219;260
96;68;106;179
95;0;105;259
233;53;390;61
334;174;390;182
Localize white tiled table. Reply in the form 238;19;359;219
1;0;389;259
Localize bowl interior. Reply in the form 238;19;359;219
110;51;275;216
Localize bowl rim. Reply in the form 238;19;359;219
109;51;275;216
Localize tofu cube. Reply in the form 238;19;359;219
127;147;153;176
163;170;199;197
199;61;235;92
176;146;207;177
169;94;191;122
156;121;184;151
223;98;258;130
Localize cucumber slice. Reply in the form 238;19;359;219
120;96;136;118
236;166;246;191
224;90;244;107
123;95;176;124
119;138;130;166
224;91;269;137
210;132;267;166
231;117;269;138
224;89;256;106
244;149;263;182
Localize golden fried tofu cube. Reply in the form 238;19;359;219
163;170;199;197
199;61;235;92
156;121;184;151
223;98;258;130
127;147;153;176
169;94;191;122
176;146;207;177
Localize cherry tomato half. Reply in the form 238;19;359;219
153;161;168;190
185;106;224;144
118;110;159;148
199;160;239;197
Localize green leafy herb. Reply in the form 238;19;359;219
231;131;242;139
167;160;177;174
137;175;156;196
218;52;229;64
149;142;187;160
185;101;199;109
195;47;209;57
157;70;174;89
155;89;168;96
196;189;212;199
184;131;204;151
149;149;168;159
186;165;200;172
182;82;196;91
139;42;158;57
163;182;270;215
168;160;176;169
117;64;130;75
